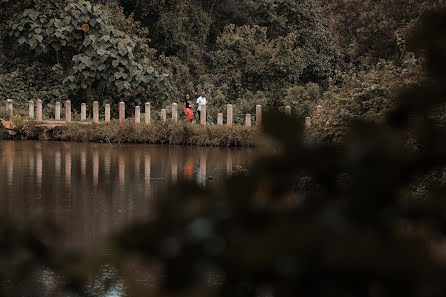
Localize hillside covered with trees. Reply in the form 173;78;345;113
0;0;444;138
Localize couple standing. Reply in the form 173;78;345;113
184;92;207;122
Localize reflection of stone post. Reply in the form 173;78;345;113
172;103;178;122
227;104;233;127
93;101;99;123
145;153;151;198
6;99;13;115
317;105;322;114
65;150;72;186
81;103;87;121
29;101;34;119
285;106;291;116
135;106;141;123
256;105;262;127
119;154;125;187
105;104;111;122
36;149;43;188
55;102;61;120
161;109;166;122
104;150;111;178
93;151;99;187
200;153;206;185
119;102;125;122
226;151;232;176
201;104;207;125
145;102;151;125
36;100;42;121
80;150;86;177
305;117;311;128
245;114;251;127
172;160;178;183
217;113;223;125
65;100;71;122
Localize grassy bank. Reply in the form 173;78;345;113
0;114;256;147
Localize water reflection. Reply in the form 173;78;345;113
0;141;254;248
144;153;150;198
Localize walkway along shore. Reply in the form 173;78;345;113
2;99;323;146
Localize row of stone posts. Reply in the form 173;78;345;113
6;99;322;128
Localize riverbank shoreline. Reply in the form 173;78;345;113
0;119;256;147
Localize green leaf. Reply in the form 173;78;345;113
34;34;43;42
112;60;119;67
63;16;72;25
28;10;39;21
114;72;122;79
46;27;55;35
18;37;26;45
72;9;81;18
89;18;97;27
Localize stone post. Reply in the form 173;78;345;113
119;102;125;122
317;105;323;114
36;99;42;121
81;103;87;121
227;104;233;127
145;102;151;125
172;103;178;122
29;101;34;119
93;101;99;124
305;117;312;128
245;114;251;127
6;99;13;115
256;105;262;127
105;104;111;122
65;100;71;122
200;104;206;125
285;105;291;116
135;106;141;123
55;102;61;120
217;113;223;125
161;109;166;122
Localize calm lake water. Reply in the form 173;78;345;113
0;141;255;250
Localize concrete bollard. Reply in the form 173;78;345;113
55;102;61;120
36;99;42;121
105;104;111;122
65;100;71;122
217;113;223;125
93;101;99;124
227;104;233;127
119;102;125;122
246;114;251;127
285;105;291;116
161;109;166;122
317;105;323;113
305;117;312;128
6;99;13;115
81;103;87;121
29;101;34;119
135;106;141;123
145;102;151;125
200;104;206;125
172;103;178;122
256;105;262;127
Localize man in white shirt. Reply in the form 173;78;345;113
196;92;207;122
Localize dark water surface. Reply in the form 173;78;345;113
0;141;254;250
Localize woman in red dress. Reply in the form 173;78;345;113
184;94;194;122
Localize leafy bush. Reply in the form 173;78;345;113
8;0;172;104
